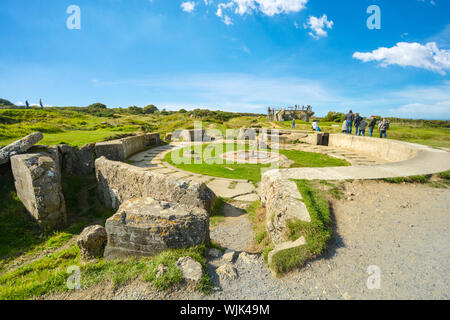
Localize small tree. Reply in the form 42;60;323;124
87;103;107;109
127;106;144;114
143;104;159;114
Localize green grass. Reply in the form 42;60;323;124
165;143;349;182
381;172;450;188
319;180;345;200
0;170;213;299
269;180;332;275
1;108;449;148
0;172;114;274
382;175;431;184
438;170;450;181
0;244;212;300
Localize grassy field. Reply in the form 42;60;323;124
164;143;349;182
2;108;449;148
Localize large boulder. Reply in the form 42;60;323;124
95;157;216;212
0;132;43;165
10;153;66;228
77;225;107;260
104;197;210;260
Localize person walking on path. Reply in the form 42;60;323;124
292;118;296;130
341;120;347;133
358;118;368;136
345;110;355;134
354;113;363;135
368;116;377;137
378;119;390;138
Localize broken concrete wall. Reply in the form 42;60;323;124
95;133;161;161
10;153;67;228
260;176;310;244
95;156;216;212
0;132;43;165
104;198;209;259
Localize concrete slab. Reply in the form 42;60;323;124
167;172;193;180
234;193;260;202
207;179;256;198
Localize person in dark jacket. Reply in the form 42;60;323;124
368;116;377;137
345;110;354;134
354;113;363;135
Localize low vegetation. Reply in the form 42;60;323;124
269;180;332;275
1;107;449;148
209;197;226;227
0;244;212;300
382;172;450;188
0;172;213;299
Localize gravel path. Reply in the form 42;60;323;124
46;181;450;300
196;181;450;300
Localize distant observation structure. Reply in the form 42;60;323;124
267;105;314;122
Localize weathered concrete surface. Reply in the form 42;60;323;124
59;143;96;175
171;129;211;142
95;133;160;161
262;137;450;182
0;132;43;165
77;225;107;260
104;198;209;259
260;178;310;244
95;157;216;212
329;134;419;162
267;236;306;265
10;153;66;228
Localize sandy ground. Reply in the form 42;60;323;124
45;180;449;300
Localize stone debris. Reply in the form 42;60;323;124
0;132;43;165
77;225;107;260
222;250;236;263
175;257;203;282
208;248;223;258
239;252;259;264
216;263;239;280
156;264;168;278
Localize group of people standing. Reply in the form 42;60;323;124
342;110;390;138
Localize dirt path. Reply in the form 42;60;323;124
44;181;449;300
210;202;254;252
191;181;450;300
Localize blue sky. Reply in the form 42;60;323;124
0;0;449;119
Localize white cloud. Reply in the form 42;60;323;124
216;0;308;19
353;42;450;75
217;2;234;24
418;0;436;6
304;14;334;40
181;1;196;13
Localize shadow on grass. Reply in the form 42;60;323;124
0;165;113;265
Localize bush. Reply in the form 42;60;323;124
87;103;107;109
144;105;159;114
